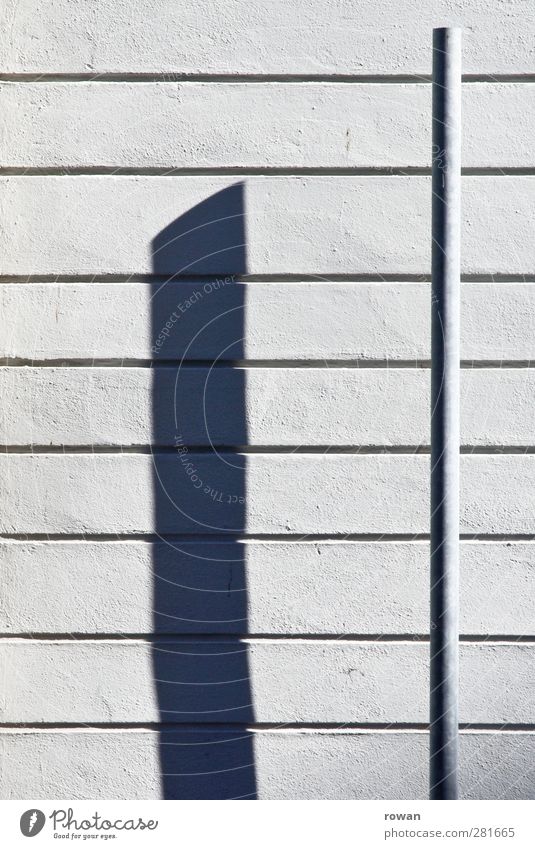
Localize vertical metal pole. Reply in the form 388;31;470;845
430;26;462;801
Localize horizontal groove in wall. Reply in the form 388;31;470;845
0;273;433;284
0;722;533;733
0;722;429;732
3;167;535;177
0;445;430;455
0;635;397;643
2;167;429;177
2;73;535;83
457;446;535;454
2;533;535;542
2;636;533;644
0;358;433;368
0;73;435;83
3;359;535;369
5;446;535;455
1;634;533;643
460;360;535;369
0;537;533;546
3;273;535;284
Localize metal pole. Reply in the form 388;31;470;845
430;26;462;801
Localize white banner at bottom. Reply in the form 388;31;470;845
1;799;533;849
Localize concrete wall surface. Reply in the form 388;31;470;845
1;0;534;799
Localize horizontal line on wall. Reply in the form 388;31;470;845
0;357;433;368
2;273;535;284
0;723;432;733
3;445;535;455
3;358;535;369
457;446;535;454
2;166;430;176
0;445;429;455
0;273;433;284
0;73;436;83
460;360;535;369
0;533;429;542
0;633;533;643
2;533;535;542
0;721;533;734
0;636;442;645
0;537;534;546
3;166;535;177
1;73;535;84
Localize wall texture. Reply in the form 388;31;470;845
0;0;534;799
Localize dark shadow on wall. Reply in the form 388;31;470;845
150;184;257;799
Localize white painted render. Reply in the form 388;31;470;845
1;0;534;800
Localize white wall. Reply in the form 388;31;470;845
0;0;534;799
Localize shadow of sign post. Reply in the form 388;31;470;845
150;183;257;799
